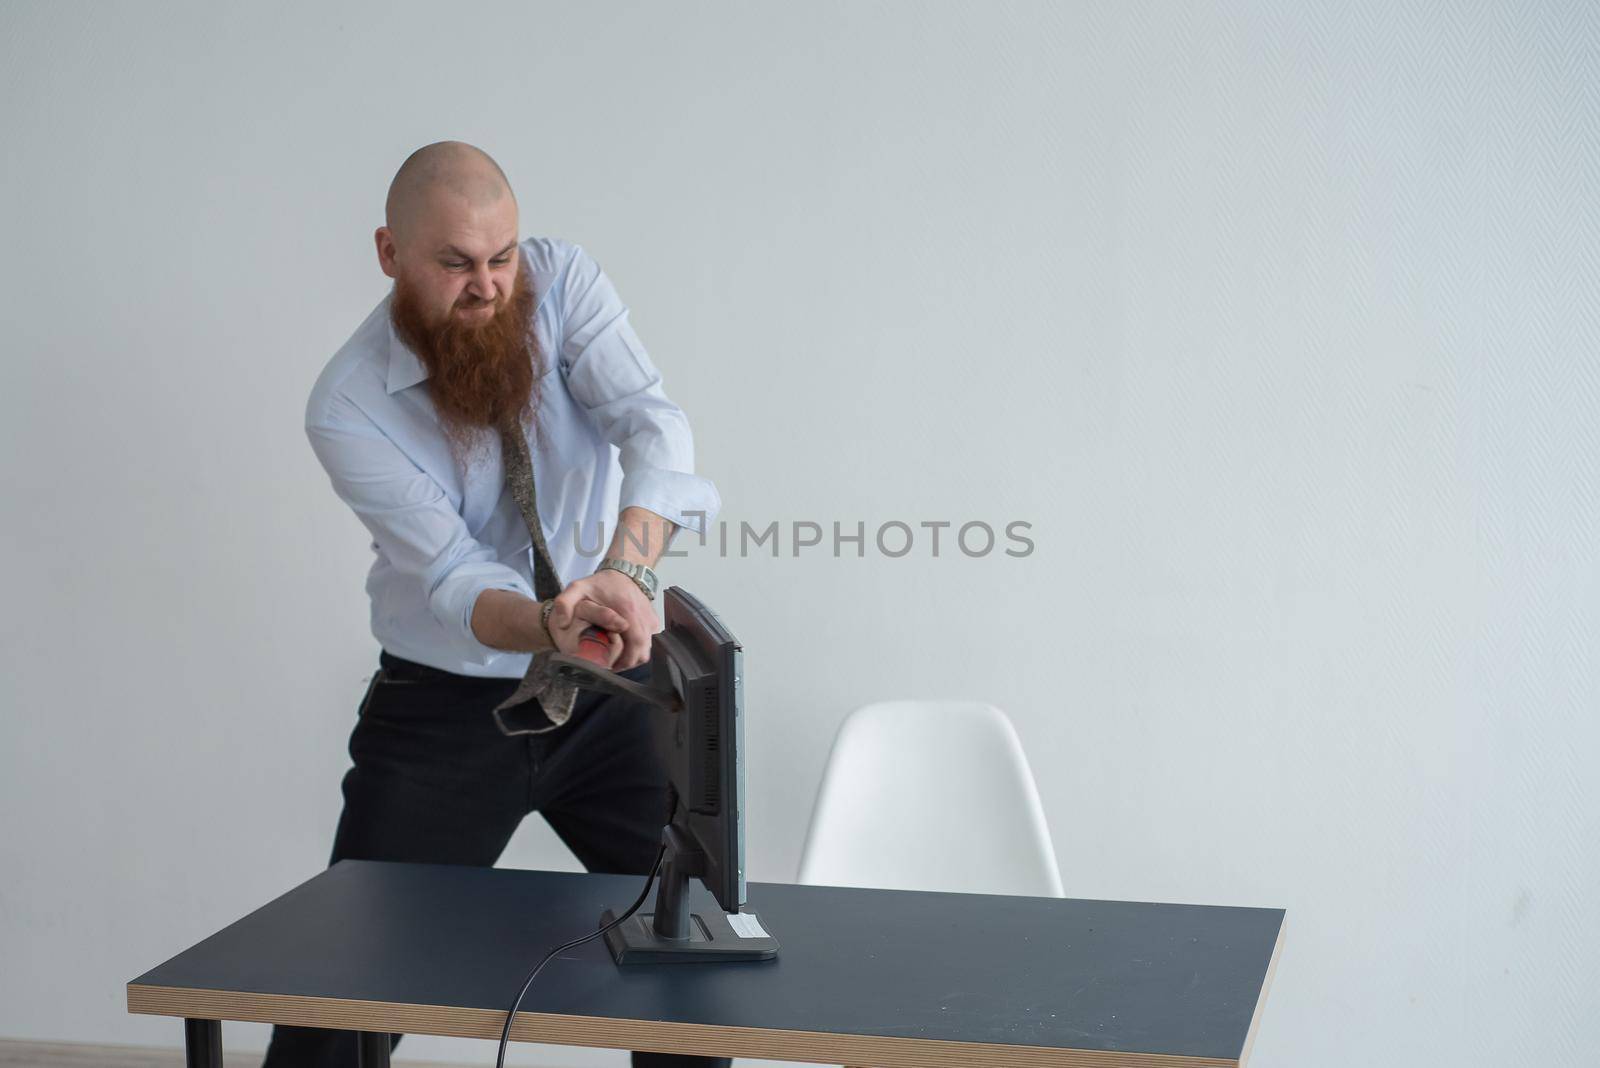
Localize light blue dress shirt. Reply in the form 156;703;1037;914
306;236;720;678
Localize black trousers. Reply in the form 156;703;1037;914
261;651;729;1068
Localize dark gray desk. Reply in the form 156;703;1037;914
128;860;1283;1067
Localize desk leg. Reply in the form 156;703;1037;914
356;1030;392;1067
183;1018;222;1067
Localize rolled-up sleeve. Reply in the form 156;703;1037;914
306;390;534;661
557;243;721;533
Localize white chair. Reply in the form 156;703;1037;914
734;703;1066;1068
796;700;1064;897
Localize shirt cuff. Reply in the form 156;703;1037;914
618;467;721;534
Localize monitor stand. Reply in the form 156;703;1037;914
600;825;779;964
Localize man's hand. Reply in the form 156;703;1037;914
546;596;627;668
549;568;659;670
549;506;676;671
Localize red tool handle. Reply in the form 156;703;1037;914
573;625;614;666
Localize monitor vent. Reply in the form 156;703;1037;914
703;690;719;749
701;687;720;809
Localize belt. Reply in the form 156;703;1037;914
377;650;516;688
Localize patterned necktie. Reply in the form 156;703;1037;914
499;420;562;602
492;420;579;735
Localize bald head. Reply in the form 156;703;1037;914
385;141;515;244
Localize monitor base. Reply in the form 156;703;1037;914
600;907;780;964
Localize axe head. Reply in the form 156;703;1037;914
533;650;678;711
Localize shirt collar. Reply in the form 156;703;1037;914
384;259;560;395
385;310;429;394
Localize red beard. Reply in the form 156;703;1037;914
389;264;542;466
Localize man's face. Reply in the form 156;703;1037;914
378;192;521;329
379;190;541;462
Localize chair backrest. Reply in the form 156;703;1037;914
796;700;1064;897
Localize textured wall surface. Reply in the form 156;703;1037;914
2;2;1595;1065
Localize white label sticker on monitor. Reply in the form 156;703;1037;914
726;911;768;939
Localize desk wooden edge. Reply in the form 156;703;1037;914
127;983;1241;1068
1236;914;1286;1068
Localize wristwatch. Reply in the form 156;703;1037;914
598;557;658;600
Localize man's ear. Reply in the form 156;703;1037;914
374;227;399;279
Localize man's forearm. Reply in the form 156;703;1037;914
470;589;551;653
607;506;678;569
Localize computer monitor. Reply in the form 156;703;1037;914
535;587;779;965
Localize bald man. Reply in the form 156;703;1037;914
263;142;724;1068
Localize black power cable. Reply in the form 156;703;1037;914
493;790;677;1068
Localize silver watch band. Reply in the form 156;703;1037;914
598;557;658;600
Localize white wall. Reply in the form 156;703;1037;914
3;1;1596;1065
